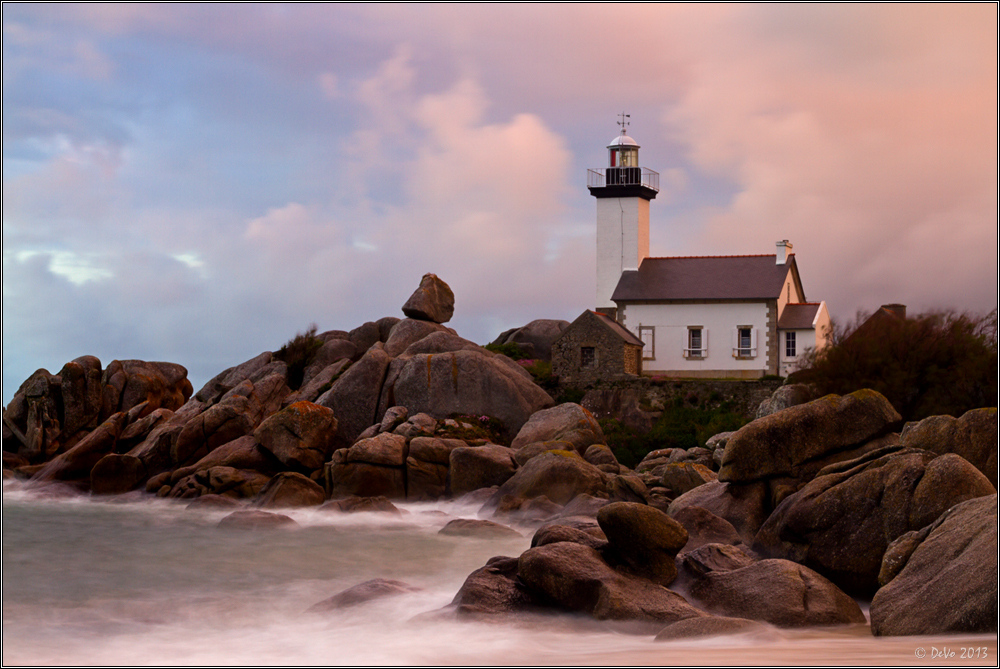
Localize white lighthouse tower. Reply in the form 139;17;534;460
588;114;659;318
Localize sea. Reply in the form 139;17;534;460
2;479;996;666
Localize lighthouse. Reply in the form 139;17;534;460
588;114;659;318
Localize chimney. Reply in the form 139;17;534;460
776;240;793;265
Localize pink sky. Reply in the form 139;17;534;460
3;4;996;400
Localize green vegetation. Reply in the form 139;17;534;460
274;324;323;390
791;309;998;422
484;342;531;360
600;403;748;469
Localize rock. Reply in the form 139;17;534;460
170;466;271;499
317;344;392;448
870;494;998;636
448;445;517;497
319;496;401;514
660;462;717;497
300;339;356;388
31;412;127;484
530;523;608;550
392;413;438;440
556;494;611;519
379;349;553;442
597;502;687;586
671;506;743;553
450;556;541;619
383;319;453;357
346;433;408;467
510;403;605;456
169;435;279;485
401;273;455;323
348;321;381;357
100;359;193;419
254;472;325;508
753;449;995;596
56;356;104;438
284;358;350;406
378;406;409;433
678;543;759;580
482;452;607;512
117;408;173;453
194;352;277;404
654;616;768;641
217;509;297;530
719;389;902;483
406;437;466;500
254;401;338;473
90;453;147;495
580;387;656;435
495;319;570;361
583;444;619;471
328;460;406;499
687;559;866;628
899;408;998;487
310;579;422;611
172;395;255;466
516;541;705;629
755;383;815;419
668;480;771;545
439;519;522;539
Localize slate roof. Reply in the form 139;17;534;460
590;310;644;347
777;302;822;329
611;254;799;302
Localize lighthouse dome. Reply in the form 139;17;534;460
607;133;639;149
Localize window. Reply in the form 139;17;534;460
785;331;796;358
685;326;707;358
581;346;596;369
733;327;757;358
638;326;655;360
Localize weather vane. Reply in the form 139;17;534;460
617;112;630;135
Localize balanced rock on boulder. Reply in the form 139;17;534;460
401;273;455;324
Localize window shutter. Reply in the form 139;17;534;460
703;329;709;356
751;328;758;355
731;328;737;356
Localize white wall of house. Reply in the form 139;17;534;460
618;301;772;377
778;301;831;377
596;197;650;309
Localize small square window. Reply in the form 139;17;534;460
686;327;706;358
734;327;757;358
581;346;596;368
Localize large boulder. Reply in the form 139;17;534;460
253;472;326;508
753;448;995;596
516;541;705;629
450;556;542;619
510;403;605;456
30;412;127;485
383;319;455;358
379;349;553;442
668;480;771;545
254;401;338;473
311;579;422;611
493;319;570;361
483;452;607;512
870;494;998;636
898;408;998;487
755;383;815;419
401;273;455;324
448;445;517;497
101;360;193;419
405;437;466;500
719;389;902;483
597;502;687;586
686;558;866;628
316;344;392;448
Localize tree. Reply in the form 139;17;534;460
790;309;998;421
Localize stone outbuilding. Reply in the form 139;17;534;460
551;310;644;385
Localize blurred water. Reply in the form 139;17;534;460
2;480;996;666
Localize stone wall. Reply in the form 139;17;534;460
552;312;641;385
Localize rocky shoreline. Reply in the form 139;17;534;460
3;274;996;640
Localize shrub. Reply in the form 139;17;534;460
484;342;531;360
791;309;997;421
275;324;323;390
